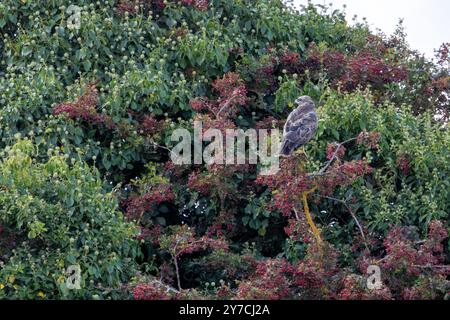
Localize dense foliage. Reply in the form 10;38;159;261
0;0;448;299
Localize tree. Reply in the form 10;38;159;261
0;0;448;299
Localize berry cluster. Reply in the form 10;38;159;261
284;218;311;243
137;224;163;245
326;143;346;161
357;220;449;298
318;159;373;196
190;72;248;119
396;154;411;176
154;0;209;11
357;131;381;150
125;184;175;221
159;225;229;259
236;259;292;300
344;53;407;91
337;274;392;300
255;155;314;216
256;136;374;214
116;0;142;15
139;115;165;136
133;281;174;300
53;82;114;129
259;43;408;96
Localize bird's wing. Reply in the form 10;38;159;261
283;109;317;146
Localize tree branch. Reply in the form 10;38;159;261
172;239;182;291
317;137;357;175
216;95;238;118
148;139;177;160
318;194;369;250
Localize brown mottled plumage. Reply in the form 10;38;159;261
280;96;318;156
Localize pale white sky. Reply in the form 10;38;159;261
293;0;450;59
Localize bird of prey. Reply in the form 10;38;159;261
280;96;318;156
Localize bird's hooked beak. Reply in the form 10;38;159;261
295;95;315;107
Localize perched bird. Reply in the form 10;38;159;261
280;95;318;156
280;96;323;251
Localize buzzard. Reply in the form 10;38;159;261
280;95;318;156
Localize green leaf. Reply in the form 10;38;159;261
66;197;74;207
258;227;266;236
8;14;17;24
102;157;111;170
21;46;33;57
155;217;166;226
331;128;340;140
83;60;92;72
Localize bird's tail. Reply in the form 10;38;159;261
279;140;294;156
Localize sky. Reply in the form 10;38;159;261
293;0;450;60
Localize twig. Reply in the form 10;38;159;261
172;239;182;291
216;95;238;118
171;237;212;291
93;278;180;296
293;207;301;221
317;137;357;175
173;255;182;291
148;139;177;159
318;194;369;250
305;137;359;178
154;278;180;294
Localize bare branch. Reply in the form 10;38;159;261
318;194;369;250
317;137;357;175
216;95;238;118
293;207;301;221
148;139;177;159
